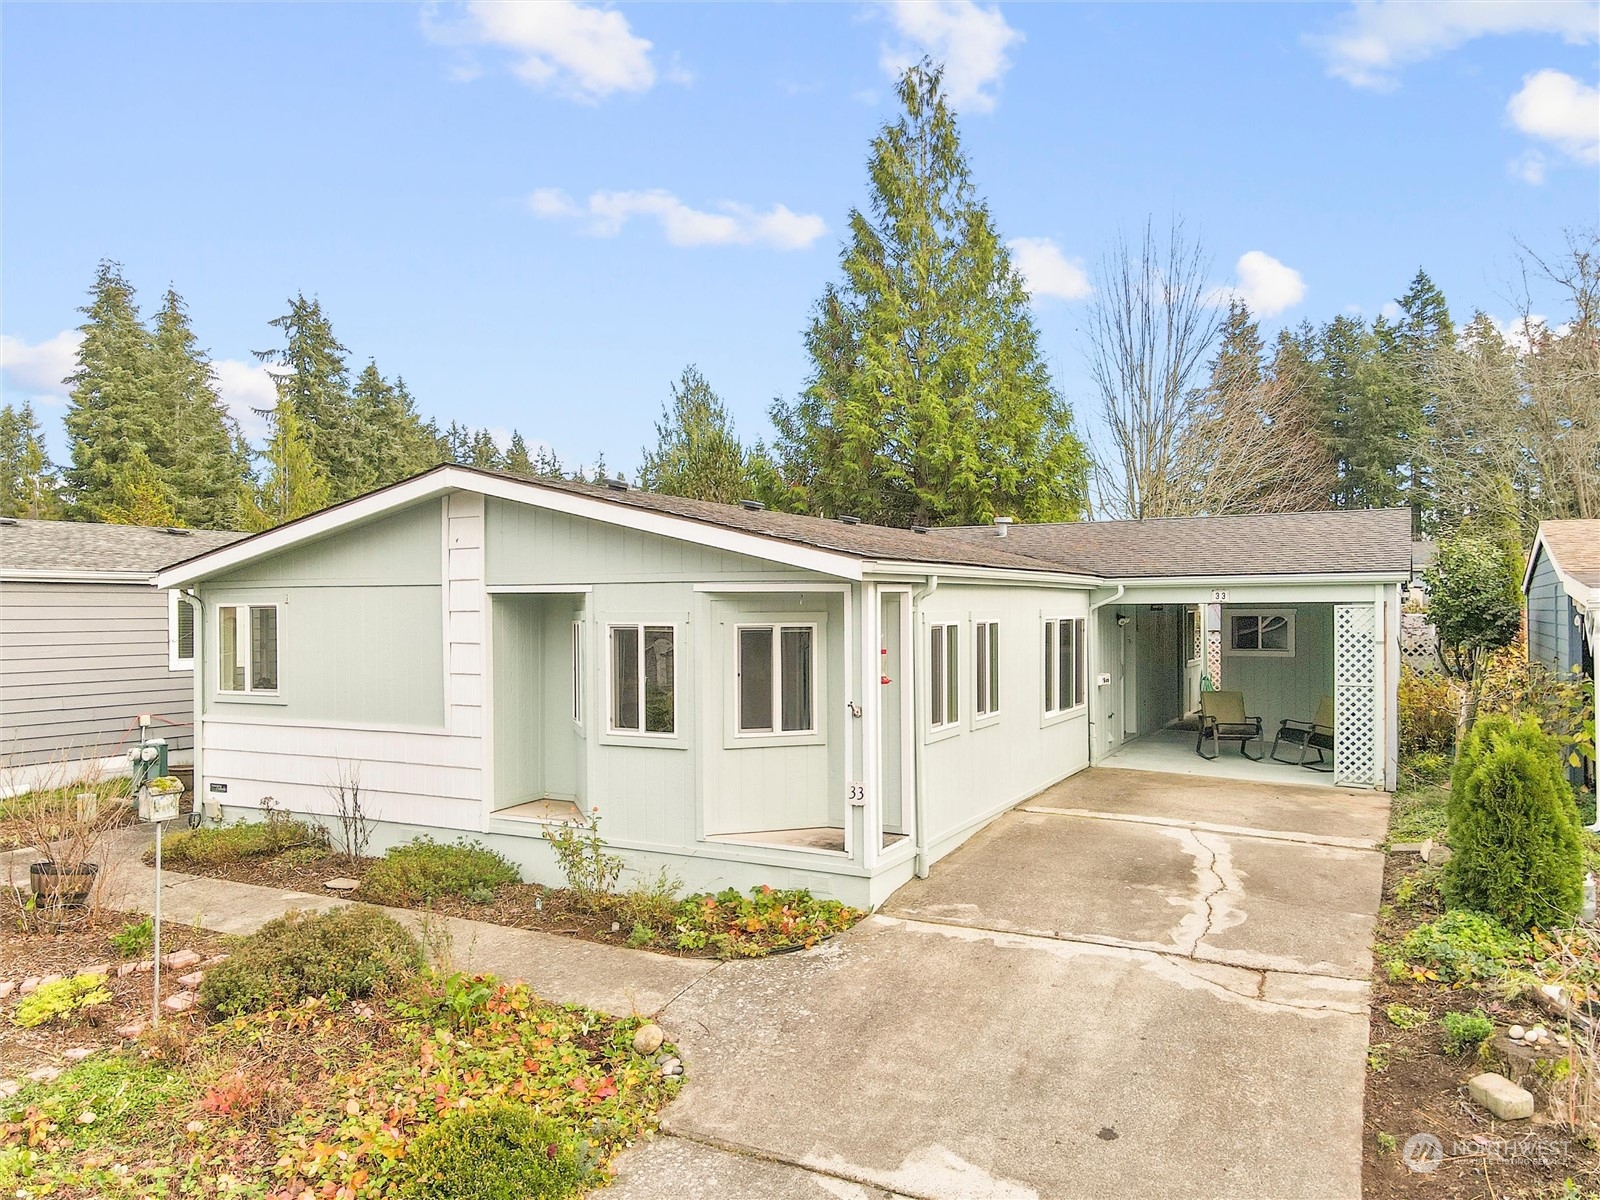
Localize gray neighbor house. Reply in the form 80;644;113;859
154;465;1412;908
1524;519;1599;791
1;518;241;794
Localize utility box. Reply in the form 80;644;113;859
128;738;170;819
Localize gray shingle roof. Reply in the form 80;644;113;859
929;508;1415;579
0;518;243;576
1538;519;1600;590
505;471;1081;574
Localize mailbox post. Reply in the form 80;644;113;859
144;772;184;1025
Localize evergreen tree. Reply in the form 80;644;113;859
503;430;534;477
771;62;1088;526
1210;302;1265;398
255;295;364;500
147;287;249;528
468;428;502;471
639;365;752;503
352;362;444;487
1311;314;1406;510
240;400;331;531
94;445;180;527
1381;269;1455;530
0;400;63;518
63;260;159;517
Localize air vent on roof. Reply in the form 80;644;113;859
739;499;765;512
605;476;630;491
0;517;16;527
161;527;192;536
993;515;1014;538
838;515;861;525
911;525;929;534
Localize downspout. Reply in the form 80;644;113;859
1085;585;1126;764
910;574;938;878
179;591;206;818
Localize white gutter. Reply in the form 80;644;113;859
2;569;156;585
910;574;938;878
865;562;1101;587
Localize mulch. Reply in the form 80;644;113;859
1361;852;1599;1198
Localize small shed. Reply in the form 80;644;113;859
1524;519;1599;790
1;518;241;794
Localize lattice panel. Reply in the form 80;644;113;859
1206;631;1222;689
1334;604;1380;787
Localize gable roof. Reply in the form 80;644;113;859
1526;519;1600;599
1;518;243;581
930;508;1415;579
155;465;1089;588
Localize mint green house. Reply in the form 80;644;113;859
156;467;1409;908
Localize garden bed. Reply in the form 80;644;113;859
1362;788;1600;1199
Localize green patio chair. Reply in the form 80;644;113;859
1271;697;1335;772
1196;690;1263;761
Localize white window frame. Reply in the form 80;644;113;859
1226;609;1296;658
605;621;678;740
216;602;280;696
974;619;1000;723
1043;616;1087;719
928;622;960;735
571;619;584;728
734;621;820;740
167;591;195;672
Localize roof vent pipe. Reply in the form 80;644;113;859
606;476;630;491
739;499;766;512
838;515;861;525
994;516;1015;537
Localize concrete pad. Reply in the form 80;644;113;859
609;1136;904;1199
1029;767;1389;844
657;916;1369;1200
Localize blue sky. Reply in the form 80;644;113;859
4;2;1597;475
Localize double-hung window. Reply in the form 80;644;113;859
609;624;675;735
1043;616;1086;715
1228;610;1294;656
168;592;195;671
929;622;959;730
217;604;279;694
974;621;1000;718
736;624;816;735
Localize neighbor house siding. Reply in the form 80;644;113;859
0;580;194;767
1527;550;1578;677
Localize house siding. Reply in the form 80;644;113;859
1527;549;1579;677
1;579;195;768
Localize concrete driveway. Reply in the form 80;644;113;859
608;767;1388;1200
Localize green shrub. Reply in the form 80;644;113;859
542;813;623;914
398;1103;590;1200
109;917;154;959
673;886;863;958
619;867;682;931
200;906;422;1018
1444;715;1584;929
12;974;112;1028
1384;1003;1429;1030
1399;667;1458;756
1397;909;1527;982
361;837;520;905
1441;1010;1494;1054
157;815;323;867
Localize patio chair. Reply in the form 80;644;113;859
1271;697;1335;772
1196;690;1263;760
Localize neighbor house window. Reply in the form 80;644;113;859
217;604;278;694
736;624;816;735
609;624;675;735
975;621;1000;718
1044;617;1086;715
929;623;959;730
1228;610;1294;656
571;620;583;724
168;592;195;671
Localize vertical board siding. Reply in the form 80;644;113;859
1220;603;1335;738
1527;552;1577;675
1;580;193;766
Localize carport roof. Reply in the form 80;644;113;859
930;508;1415;579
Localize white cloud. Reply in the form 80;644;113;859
1313;0;1598;90
1208;251;1308;317
1507;68;1600;163
1511;149;1549;184
530;187;826;250
211;359;282;441
0;329;81;406
879;1;1022;113
1008;237;1091;301
427;1;659;101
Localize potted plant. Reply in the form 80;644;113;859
17;776;126;914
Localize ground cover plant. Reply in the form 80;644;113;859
149;807;324;868
0;934;679;1198
359;837;521;906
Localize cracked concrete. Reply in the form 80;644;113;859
609;768;1387;1198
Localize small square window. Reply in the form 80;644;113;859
1228;611;1295;656
217;604;279;694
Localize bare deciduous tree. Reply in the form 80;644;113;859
326;761;373;864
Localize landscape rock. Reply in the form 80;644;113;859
134;960;154;974
660;1056;683;1077
1509;1025;1525;1041
36;975;63;990
116;963;139;978
1527;1026;1548;1043
115;1022;146;1040
0;1080;18;1097
632;1024;665;1055
0;981;14;1000
202;954;229;966
62;1047;95;1062
26;1066;60;1084
1469;1072;1535;1121
79;963;110;979
176;971;204;988
163;949;202;971
18;977;41;996
324;878;360;892
161;990;198;1014
1390;843;1426;855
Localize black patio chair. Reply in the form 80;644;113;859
1271;697;1335;772
1196;690;1264;760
